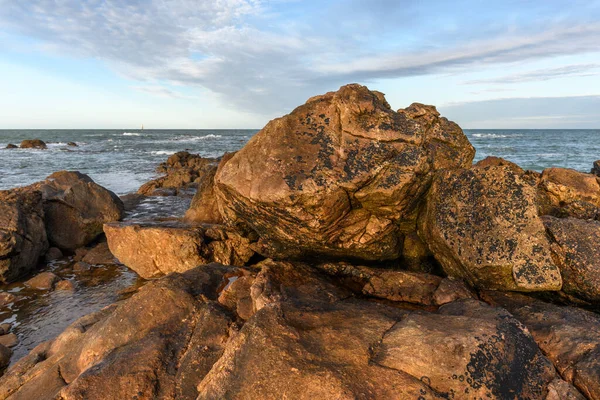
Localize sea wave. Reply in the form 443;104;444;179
152;150;176;156
472;133;523;138
123;132;141;136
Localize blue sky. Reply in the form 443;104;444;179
0;0;599;128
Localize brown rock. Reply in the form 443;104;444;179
19;139;47;149
401;231;433;272
25;271;60;290
0;323;11;336
0;292;17;308
81;241;116;265
215;84;474;261
217;272;256;320
483;291;600;400
474;155;525;174
73;261;92;273
544;216;600;302
0;344;11;370
104;221;255;279
56;279;76;291
34;171;124;251
419;166;562;292
0;188;48;283
184;161;225;224
67;142;78;147
0;333;18;348
591;160;600;177
45;247;63;262
5;144;17;149
432;277;478;306
538;167;600;219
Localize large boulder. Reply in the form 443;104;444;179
419;165;562;292
19;139;47;149
0;188;48;283
544;216;600;302
138;152;218;196
538;167;600;219
214;84;474;261
104;221;255;279
484;291;600;399
34;171;124;251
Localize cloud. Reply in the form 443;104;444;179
440;95;600;128
465;64;600;85
131;85;197;99
1;0;600;117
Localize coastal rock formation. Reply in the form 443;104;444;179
214;84;474;260
544;216;600;302
4;144;17;149
591;160;600;177
0;263;580;399
484;291;600;399
419;165;562;292
538;168;600;219
474;155;525;174
34;171;124;251
104;221;255;279
138;152;218;196
19;139;47;149
0;188;48;283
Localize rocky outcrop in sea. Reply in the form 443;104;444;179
1;84;600;399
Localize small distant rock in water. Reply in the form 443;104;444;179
67;141;78;147
24;271;60;291
5;144;17;149
591;160;600;177
19;139;47;149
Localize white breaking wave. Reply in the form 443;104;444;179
152;150;176;156
123;132;141;136
472;133;523;138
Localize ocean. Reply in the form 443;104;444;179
1;129;599;194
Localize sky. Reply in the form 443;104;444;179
0;0;599;129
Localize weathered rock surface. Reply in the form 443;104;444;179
544;216;600;302
104;221;255;279
80;241;116;265
4;144;17;149
591;160;600;177
19;139;46;149
0;344;11;371
214;84;474;261
34;171;124;251
484;291;600;400
24;271;60;290
0;188;48;283
474;155;525;174
538;167;600;219
419;165;562;291
44;247;63;262
138;152;218;196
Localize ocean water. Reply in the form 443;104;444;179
0;129;598;194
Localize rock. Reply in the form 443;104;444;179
184;155;232;224
137;152;218;196
432;277;478;306
371;299;562;399
81;241;116;265
45;247;63;262
591;160;600;177
419;165;562;292
67;142;78;147
214;84;474;261
401;231;433;272
104;221;255;279
543;216;600;302
0;344;11;370
5;144;17;149
315;262;475;306
55;279;76;291
25;271;60;290
73;261;92;273
546;379;587;400
538;167;600;219
0;333;18;348
474;155;525;174
0;292;17;308
0;323;12;335
73;247;88;262
34;171;124;251
19;139;47;149
0;188;48;283
483;291;600;399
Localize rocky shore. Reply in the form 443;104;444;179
1;84;600;399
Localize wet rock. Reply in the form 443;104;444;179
5;144;17;149
73;261;92;273
215;84;474;261
25;271;60;290
138;152;218;196
372;299;563;399
538;167;600;219
591;160;600;177
0;324;11;335
67;142;78;147
33;171;124;251
19;139;47;149
45;247;63;262
56;279;76;291
474;155;525;174
0;188;48;283
0;344;11;370
104;221;255;279
73;247;88;262
0;333;18;348
81;241;116;265
544;216;600;302
0;292;17;308
483;291;600;399
419;165;562;292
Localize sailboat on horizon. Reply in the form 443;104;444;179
141;123;144;131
